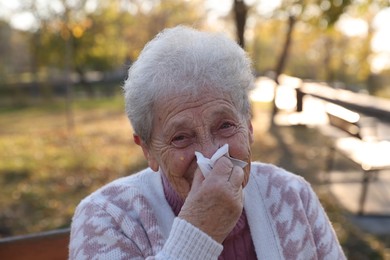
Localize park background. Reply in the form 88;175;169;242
0;0;390;259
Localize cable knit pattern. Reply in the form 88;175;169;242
70;162;346;259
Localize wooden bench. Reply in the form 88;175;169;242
322;103;390;215
0;228;70;260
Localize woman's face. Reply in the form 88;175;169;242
139;91;254;199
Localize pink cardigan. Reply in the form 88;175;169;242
69;162;346;259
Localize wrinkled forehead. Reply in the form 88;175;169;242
156;87;232;110
152;88;239;121
163;82;236;101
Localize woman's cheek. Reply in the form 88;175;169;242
228;133;252;187
165;151;192;177
228;136;251;160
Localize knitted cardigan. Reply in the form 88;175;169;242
69;162;346;259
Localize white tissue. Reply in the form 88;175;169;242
195;144;248;177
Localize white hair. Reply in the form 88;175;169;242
123;25;254;144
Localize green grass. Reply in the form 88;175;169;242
0;95;146;236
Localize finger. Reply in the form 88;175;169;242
189;168;205;193
212;157;233;177
228;166;244;187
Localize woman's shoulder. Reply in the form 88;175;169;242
76;168;163;211
249;162;309;190
247;162;316;213
70;169;173;258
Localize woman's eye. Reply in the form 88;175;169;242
218;122;237;136
171;135;192;148
173;135;185;142
220;122;234;129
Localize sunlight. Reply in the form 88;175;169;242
372;7;390;53
371;7;390;72
275;86;297;111
325;103;360;124
336;15;368;37
10;12;37;31
275;75;302;111
336;138;390;171
250;77;276;102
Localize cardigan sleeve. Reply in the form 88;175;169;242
157;218;223;259
69;199;223;260
301;180;346;260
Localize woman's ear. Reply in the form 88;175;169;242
133;134;159;172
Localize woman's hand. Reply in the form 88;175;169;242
178;156;244;243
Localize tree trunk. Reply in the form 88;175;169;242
233;0;248;49
75;67;94;97
323;36;335;84
274;15;296;84
64;10;74;132
270;15;297;125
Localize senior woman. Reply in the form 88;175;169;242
69;26;345;259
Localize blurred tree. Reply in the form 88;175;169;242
272;0;352;84
24;0;45;97
250;0;389;96
123;0;204;62
350;0;390;95
0;20;33;103
0;21;12;83
233;0;249;48
273;14;296;85
70;1;129;96
0;0;203;101
262;0;353;122
369;68;390;97
250;20;285;74
19;0;203;97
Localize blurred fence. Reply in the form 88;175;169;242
0;69;127;101
297;82;390;122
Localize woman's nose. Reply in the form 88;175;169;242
197;142;222;159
